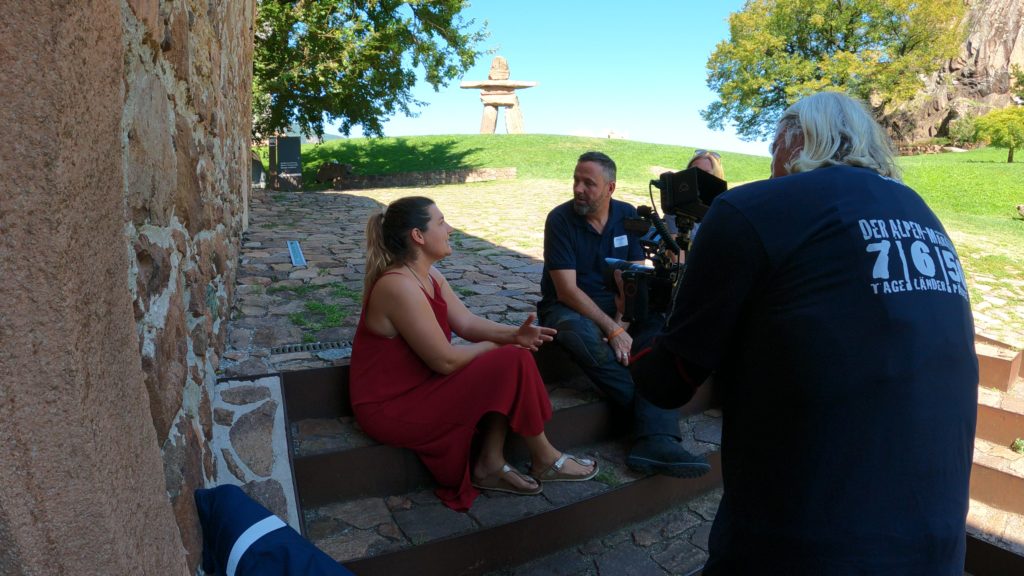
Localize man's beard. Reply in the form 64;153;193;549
573;200;595;216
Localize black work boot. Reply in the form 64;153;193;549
627;435;711;478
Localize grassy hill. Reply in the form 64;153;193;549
256;133;1022;278
257;134;771;189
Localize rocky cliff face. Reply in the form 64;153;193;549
886;0;1024;144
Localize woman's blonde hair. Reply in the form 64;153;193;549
686;151;726;180
775;91;900;180
363;196;435;301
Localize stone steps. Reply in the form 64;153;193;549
968;498;1024;561
971;337;1024;524
976;337;1023;393
977;379;1024;448
270;335;1024;574
281;362;724;574
971;437;1024;517
301;437;721;576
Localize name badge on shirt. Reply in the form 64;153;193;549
613;235;628;248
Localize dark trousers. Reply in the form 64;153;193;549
538;302;681;440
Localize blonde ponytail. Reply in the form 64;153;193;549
361;196;435;302
363;211;390;302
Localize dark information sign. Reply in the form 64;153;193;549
269;136;303;190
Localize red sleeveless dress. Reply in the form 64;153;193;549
350;273;553;511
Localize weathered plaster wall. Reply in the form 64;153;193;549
0;0;253;573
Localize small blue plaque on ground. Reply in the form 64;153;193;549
287;240;307;267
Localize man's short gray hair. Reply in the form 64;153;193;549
578;151;617;182
775;91;900;180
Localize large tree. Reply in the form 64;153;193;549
702;0;967;141
253;0;487;141
975;106;1024;163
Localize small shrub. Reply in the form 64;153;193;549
947;115;979;147
1011;438;1024;455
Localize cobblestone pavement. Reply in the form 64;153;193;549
222;182;1024;377
221;182;1023;573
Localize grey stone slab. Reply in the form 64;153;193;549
306;516;343;541
463;294;523;308
227;327;253;348
538;479;608;507
393;503;477;545
317;528;392;564
594;545;667;576
291;417;373;456
693;418;722;445
239;305;268;317
511;548;594;575
689;522;712;551
230;400;278;476
242;478;288;522
469;491;551;527
315;347;352;361
220;384;271;405
660;511;703;539
220;357;273;378
687;488;722;521
467;284;502;295
319;497;393;530
513;263;545;274
651;539;707;575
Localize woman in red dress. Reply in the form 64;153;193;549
350;196;598;512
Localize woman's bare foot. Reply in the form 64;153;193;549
471;462;541;494
472;460;539;492
531;453;598;482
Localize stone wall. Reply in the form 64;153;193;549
886;0;1024;143
0;1;253;573
333;167;517;190
211;376;301;530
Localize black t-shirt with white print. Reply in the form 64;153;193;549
663;165;978;575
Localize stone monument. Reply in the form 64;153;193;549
460;56;537;134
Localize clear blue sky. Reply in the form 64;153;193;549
332;1;771;157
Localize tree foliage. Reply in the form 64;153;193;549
1012;65;1024;103
975;106;1024;163
252;0;487;141
946;114;978;148
702;0;967;140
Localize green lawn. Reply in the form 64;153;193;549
898;147;1023;278
257;134;772;191
257;133;1023;284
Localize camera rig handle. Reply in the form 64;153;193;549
636;205;682;256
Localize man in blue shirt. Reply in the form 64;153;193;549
538;151;710;477
631;92;978;574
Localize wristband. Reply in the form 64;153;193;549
607;326;625;340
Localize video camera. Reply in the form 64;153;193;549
603;167;728;323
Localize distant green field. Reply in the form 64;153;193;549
256;134;772;190
256;133;1023;279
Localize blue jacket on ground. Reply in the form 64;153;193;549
194;485;355;576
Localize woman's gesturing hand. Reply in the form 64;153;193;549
512;313;557;351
